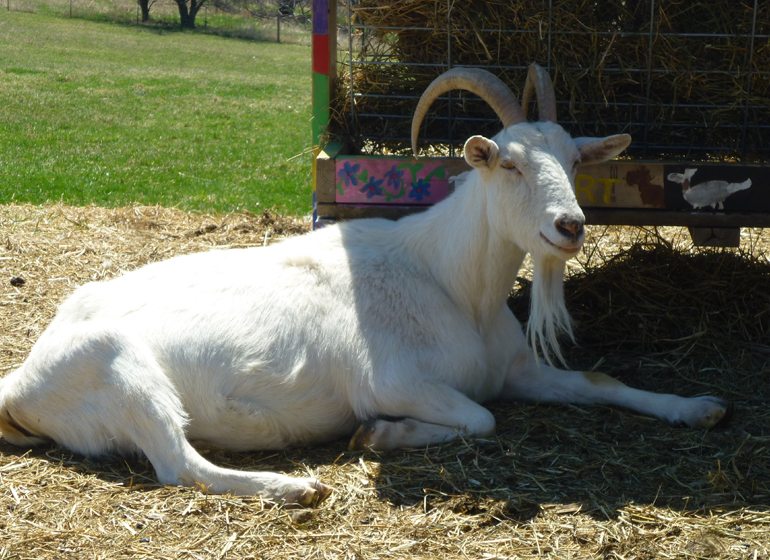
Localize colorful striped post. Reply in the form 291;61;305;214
311;0;335;225
311;0;334;146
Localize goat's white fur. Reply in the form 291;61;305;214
0;118;729;507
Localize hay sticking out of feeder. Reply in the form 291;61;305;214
332;0;769;160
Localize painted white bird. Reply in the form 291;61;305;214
667;168;752;210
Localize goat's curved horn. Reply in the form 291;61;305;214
521;63;557;122
411;67;525;156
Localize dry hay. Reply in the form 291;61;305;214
1;203;770;559
332;0;770;160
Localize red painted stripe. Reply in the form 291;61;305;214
312;34;330;76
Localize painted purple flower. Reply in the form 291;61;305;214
408;178;431;201
384;165;404;190
338;162;360;187
360;176;384;199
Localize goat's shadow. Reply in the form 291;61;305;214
362;397;768;522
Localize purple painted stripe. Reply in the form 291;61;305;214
312;0;328;34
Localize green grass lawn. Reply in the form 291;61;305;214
0;11;313;215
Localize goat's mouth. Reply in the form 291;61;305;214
539;232;582;255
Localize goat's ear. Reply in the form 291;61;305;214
464;135;499;170
574;133;631;166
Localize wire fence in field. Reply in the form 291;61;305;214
4;0;312;44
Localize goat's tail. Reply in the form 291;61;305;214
0;371;48;447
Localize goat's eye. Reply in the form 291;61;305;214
500;160;519;173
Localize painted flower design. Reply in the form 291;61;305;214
384;165;404;190
408;178;431;201
360;177;384;199
338;162;360;188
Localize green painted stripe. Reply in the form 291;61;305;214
312;71;330;146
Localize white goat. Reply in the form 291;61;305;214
0;65;729;506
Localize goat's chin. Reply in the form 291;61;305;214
538;232;583;260
527;255;574;366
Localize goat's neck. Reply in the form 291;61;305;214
400;181;526;330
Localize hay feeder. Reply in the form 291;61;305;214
310;0;770;246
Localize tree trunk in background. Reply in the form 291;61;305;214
137;0;150;22
175;0;206;29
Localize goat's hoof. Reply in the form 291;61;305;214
284;479;333;507
680;396;731;429
348;419;377;451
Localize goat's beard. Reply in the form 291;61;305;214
527;255;574;366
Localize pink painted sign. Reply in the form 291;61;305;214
336;158;453;205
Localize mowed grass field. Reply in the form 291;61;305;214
0;11;312;214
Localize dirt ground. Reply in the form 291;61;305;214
1;204;769;559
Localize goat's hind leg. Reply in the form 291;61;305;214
134;405;332;505
118;380;332;505
1;327;331;505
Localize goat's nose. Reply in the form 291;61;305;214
555;216;585;241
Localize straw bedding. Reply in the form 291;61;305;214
332;0;770;160
1;204;770;559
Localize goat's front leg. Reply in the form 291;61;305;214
502;362;729;428
349;381;496;451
